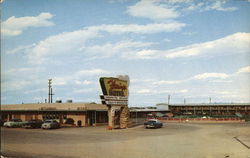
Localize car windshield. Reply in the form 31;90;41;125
148;121;156;123
30;120;42;122
12;119;22;122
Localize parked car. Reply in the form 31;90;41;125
41;120;60;129
23;119;44;129
0;120;6;126
3;119;24;128
144;119;163;129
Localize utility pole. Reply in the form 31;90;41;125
209;97;211;104
48;79;52;103
184;98;186;104
50;88;54;103
168;95;170;105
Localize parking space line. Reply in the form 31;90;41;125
233;136;250;149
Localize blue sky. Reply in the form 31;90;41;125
1;0;250;106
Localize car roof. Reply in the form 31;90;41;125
148;119;159;121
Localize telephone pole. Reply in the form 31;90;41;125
48;79;53;103
168;95;170;105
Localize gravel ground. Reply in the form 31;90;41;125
1;123;250;158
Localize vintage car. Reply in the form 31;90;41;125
23;119;44;129
3;119;24;128
144;119;163;129
0;120;6;126
41;120;60;129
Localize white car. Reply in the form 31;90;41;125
41;120;60;129
3;119;24;128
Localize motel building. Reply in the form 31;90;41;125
0;103;109;127
0;102;170;127
1;102;250;127
157;103;250;117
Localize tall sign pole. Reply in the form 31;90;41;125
99;77;129;129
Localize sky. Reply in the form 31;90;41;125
1;0;250;106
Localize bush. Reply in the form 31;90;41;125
65;118;75;124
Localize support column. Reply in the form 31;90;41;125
108;106;114;128
59;113;63;124
120;106;130;129
7;114;12;121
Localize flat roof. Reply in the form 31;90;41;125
166;103;250;107
1;103;108;111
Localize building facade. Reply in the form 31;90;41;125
166;103;250;116
1;103;108;126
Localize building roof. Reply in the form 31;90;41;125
1;103;108;111
165;103;250;107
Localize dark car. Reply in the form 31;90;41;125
0;120;6;126
144;119;163;129
23;119;44;129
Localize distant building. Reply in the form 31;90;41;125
156;103;250;116
1;103;108;127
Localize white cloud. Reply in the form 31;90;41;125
6;67;45;74
83;40;154;57
194;73;229;80
89;22;186;34
24;88;47;94
136;89;151;94
209;80;232;83
182;1;237;12
2;12;54;36
204;1;237;12
153;80;183;85
1;80;30;92
129;50;159;59
132;88;188;95
74;88;95;94
163;38;171;42
51;69;111;86
182;32;197;36
53;77;69;86
75;80;94;85
6;44;36;54
127;0;237;21
127;0;179;20
126;32;250;60
75;69;111;76
28;29;99;64
237;66;250;74
165;32;249;59
15;22;184;64
213;91;235;95
2;67;45;82
179;89;188;93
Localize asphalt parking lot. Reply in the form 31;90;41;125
1;123;250;158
